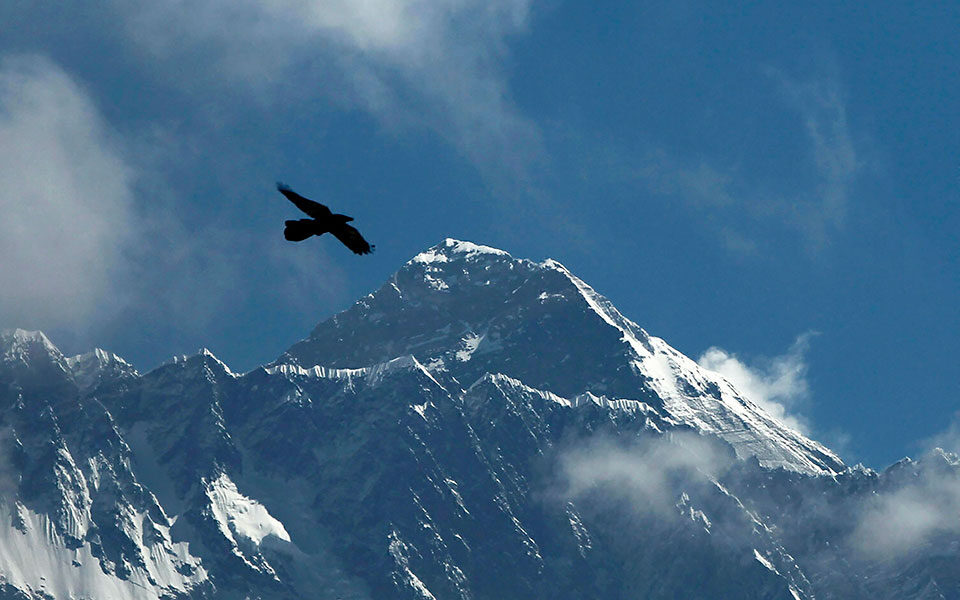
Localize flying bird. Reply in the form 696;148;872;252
276;183;374;255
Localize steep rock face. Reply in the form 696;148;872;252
458;373;814;599
98;352;811;600
65;348;138;394
94;350;353;600
0;330;209;599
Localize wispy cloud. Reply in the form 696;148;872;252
770;67;860;251
558;433;733;518
620;67;861;255
123;0;541;186
924;411;960;455
633;149;737;209
0;55;137;330
697;334;816;434
850;451;960;561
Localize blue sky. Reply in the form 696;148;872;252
0;1;956;468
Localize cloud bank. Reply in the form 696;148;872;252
0;56;137;330
697;334;815;434
125;0;541;184
0;53;352;366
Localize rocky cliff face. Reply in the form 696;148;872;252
0;240;957;599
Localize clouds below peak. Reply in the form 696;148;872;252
558;432;734;519
850;450;960;561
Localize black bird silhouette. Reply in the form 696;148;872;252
276;183;374;255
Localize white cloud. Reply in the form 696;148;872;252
924;411;960;456
558;433;732;517
0;55;137;330
697;334;814;434
850;452;960;561
632;149;736;210
772;69;860;251
0;55;351;366
124;0;540;184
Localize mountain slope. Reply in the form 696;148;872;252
0;329;209;599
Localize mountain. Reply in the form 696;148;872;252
0;240;958;599
0;329;208;600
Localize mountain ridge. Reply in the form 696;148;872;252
0;239;958;599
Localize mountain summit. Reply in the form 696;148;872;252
284;238;842;475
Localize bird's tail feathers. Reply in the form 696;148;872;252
284;219;316;242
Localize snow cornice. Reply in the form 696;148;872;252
266;354;446;391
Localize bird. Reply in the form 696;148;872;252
276;183;374;255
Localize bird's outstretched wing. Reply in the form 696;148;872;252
331;223;375;255
276;183;332;219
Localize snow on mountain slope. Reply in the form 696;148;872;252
0;503;204;600
283;239;842;475
66;348;138;393
2;241;959;599
205;472;290;576
94;348;374;600
0;329;210;600
1;329;61;362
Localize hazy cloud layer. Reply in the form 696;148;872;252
0;54;350;366
558;433;732;518
847;407;960;561
924;412;960;456
0;56;137;329
850;451;960;561
697;334;814;434
125;0;541;184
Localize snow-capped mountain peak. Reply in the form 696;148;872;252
410;238;511;265
1;328;65;363
285;239;842;475
66;348;138;392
